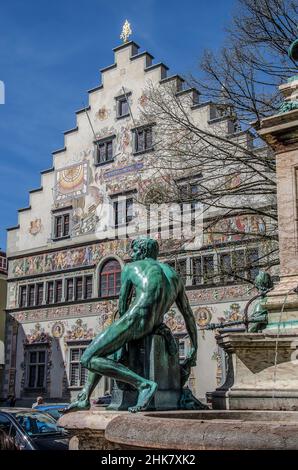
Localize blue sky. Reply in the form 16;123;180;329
0;0;235;250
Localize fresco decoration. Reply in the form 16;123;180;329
97;300;118;331
211;347;224;386
187;284;253;304
194;306;213;328
64;319;95;342
8;284;17;309
116;123;131;157
54;162;88;201
217;302;243;325
51;321;65;339
96;106;110;121
138;92;148;108
204;214;267;245
94;126;116;142
24;323;51;344
10;240;129;278
164;309;186;334
98;311;114;331
224;172;241;190
13;298;117;324
28;218;42;236
72;212;100;237
69;164;107;237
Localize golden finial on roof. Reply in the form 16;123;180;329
120;20;132;43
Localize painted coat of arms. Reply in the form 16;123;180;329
29;218;42;236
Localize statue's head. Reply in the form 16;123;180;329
130;237;159;261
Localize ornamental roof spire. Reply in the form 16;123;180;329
120;20;132;43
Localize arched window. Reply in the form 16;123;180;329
99;259;121;298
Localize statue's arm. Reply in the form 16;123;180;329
176;288;198;366
118;267;133;317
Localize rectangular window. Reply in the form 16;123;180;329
178;179;201;234
247;248;259;280
134;127;153;153
117;97;129;118
234;250;245;280
36;283;44;306
27;350;46;389
85;276;93;299
20;285;27;307
176;259;187;284
0;255;7;272
113;197;134;227
47;281;54;304
202;255;215;284
66;278;74;301
219;253;233;283
96;139;114;164
69;347;88;387
101;271;121;298
54;213;70;239
219;250;248;283
75;277;83;301
192;258;202;285
28;285;35;307
55;280;63;303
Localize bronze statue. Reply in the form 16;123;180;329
279;35;298;113
201;271;273;333
66;237;198;413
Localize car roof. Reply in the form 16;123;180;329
36;405;67;410
36;403;68;407
0;408;44;414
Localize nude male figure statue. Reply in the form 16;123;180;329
66;237;198;413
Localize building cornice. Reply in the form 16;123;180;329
52;147;66;155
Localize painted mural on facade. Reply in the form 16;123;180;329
204;214;266;245
10;239;129;278
12;299;118;324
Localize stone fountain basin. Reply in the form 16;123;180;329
105;410;298;450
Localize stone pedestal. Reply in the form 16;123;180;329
256;94;298;332
108;334;181;411
212;333;298;410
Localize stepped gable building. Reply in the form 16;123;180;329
4;40;261;404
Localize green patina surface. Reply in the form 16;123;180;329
66;237;201;413
278;37;298;113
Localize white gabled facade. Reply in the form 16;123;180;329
4;41;256;405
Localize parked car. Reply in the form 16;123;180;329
34;403;68;421
0;408;69;450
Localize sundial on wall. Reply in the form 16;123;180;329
54;162;88;201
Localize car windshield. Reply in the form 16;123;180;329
15;411;62;436
45;409;62;420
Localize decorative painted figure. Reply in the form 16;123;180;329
66;237;198;413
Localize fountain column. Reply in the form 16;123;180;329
257;81;298;330
212;78;298;410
